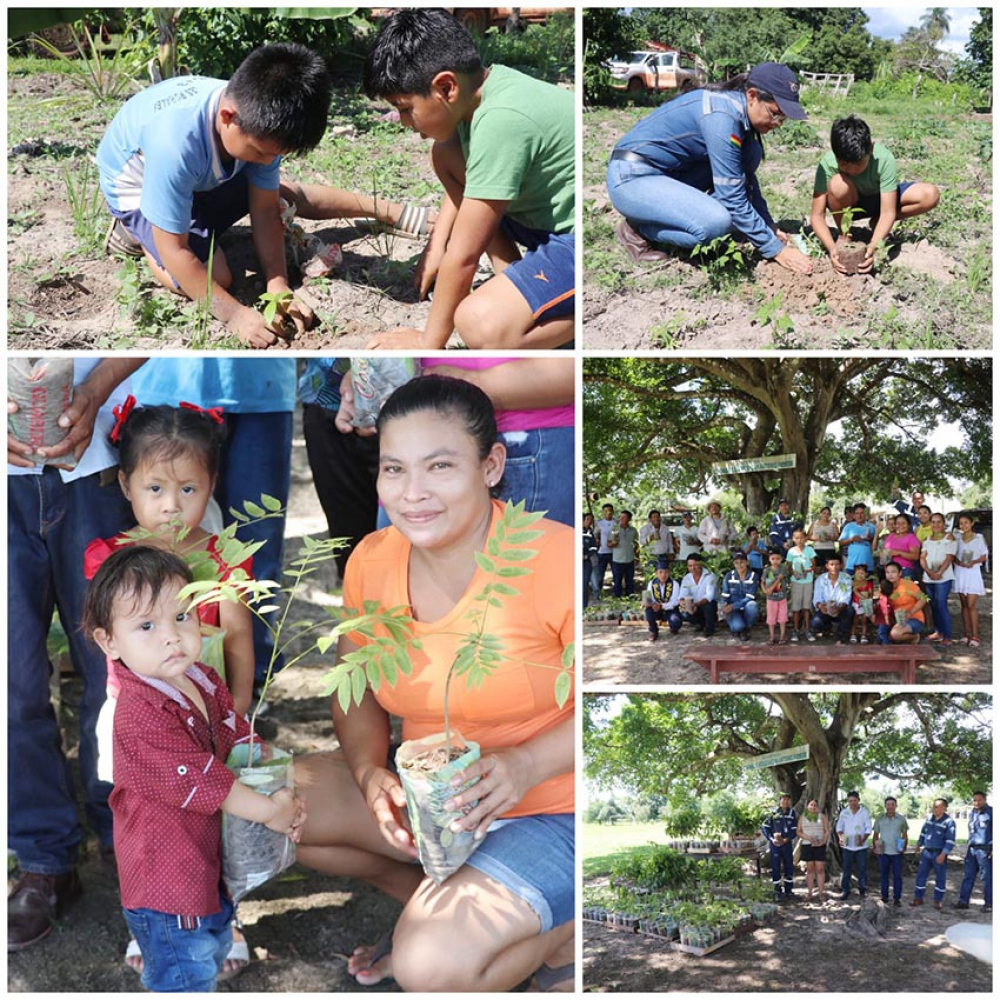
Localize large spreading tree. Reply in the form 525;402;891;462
585;692;992;830
583;357;991;517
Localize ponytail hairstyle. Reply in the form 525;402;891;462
114;402;226;482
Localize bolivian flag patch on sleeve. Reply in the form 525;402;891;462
729;133;742;149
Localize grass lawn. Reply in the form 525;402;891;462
582;821;666;879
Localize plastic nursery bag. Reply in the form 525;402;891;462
395;730;481;884
351;358;420;429
7;358;77;467
222;744;296;903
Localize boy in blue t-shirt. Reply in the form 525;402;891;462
362;9;575;350
810;116;939;274
98;43;335;347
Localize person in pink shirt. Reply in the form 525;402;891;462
882;514;922;580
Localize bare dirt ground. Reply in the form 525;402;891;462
7;72;459;350
582;106;992;350
583;866;992;992
582;588;992;687
7;415;405;993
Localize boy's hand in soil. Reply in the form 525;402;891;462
444;747;534;840
857;243;876;274
280;295;314;336
232;306;280;348
362;766;418;859
367;327;425;350
414;240;446;301
829;245;849;274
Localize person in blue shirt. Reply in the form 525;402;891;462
768;498;796;552
762;795;798;900
838;503;876;573
607;62;812;275
741;525;770;572
957;791;992;913
911;798;957;909
720;551;760;639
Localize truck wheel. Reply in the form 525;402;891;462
627;77;645;93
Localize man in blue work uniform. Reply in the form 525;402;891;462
768;497;796;553
762;794;797;901
956;791;992;913
720;551;760;639
911;798;957;909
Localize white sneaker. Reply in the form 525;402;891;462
860;635;869;644
849;635;858;644
791;631;800;642
807;632;817;642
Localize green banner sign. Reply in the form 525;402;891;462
713;453;798;476
744;745;811;771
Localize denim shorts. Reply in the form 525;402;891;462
465;812;574;933
110;172;252;277
122;890;234;992
857;181;915;222
499;217;575;321
901;617;924;634
499;426;573;528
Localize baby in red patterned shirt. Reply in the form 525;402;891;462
84;545;303;992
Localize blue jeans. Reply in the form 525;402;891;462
611;560;635;597
606;141;764;249
841;848;868;895
878;852;904;900
770;843;794;895
645;606;682;636
681;601;718;637
122;892;234;992
914;850;948;901
810;607;855;641
726;600;759;635
925;580;953;639
959;847;992;906
215;412;293;684
877;623;892;644
583;560;592;609
596;553;613;594
8;468;134;871
499;427;573;528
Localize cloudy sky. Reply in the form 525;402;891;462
863;7;981;55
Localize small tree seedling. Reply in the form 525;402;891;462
258;290;296;338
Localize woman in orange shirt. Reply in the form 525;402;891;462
295;374;574;992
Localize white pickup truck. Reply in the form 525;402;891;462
607;49;707;93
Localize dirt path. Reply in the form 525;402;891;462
583;589;992;687
584;868;992;992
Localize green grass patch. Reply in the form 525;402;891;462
583;821;667;879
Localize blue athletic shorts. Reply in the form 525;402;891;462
856;181;915;223
499;217;575;322
465;812;574;933
109;172;252;277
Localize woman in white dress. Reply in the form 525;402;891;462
952;512;989;648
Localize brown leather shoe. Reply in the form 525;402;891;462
615;219;669;264
7;870;82;951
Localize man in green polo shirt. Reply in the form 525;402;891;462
810;116;939;274
873;795;910;906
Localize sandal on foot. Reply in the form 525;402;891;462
349;929;394;987
530;961;575;992
104;218;144;258
969;638;981;648
218;921;251;982
357;205;433;240
615;218;669;263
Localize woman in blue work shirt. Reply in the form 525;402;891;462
607;62;813;274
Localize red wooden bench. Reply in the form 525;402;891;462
683;643;940;684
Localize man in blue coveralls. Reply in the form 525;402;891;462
956;791;992;913
763;794;797;901
911;797;957;909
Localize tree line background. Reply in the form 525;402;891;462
584;6;993;108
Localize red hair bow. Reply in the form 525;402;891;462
179;401;225;425
110;394;136;443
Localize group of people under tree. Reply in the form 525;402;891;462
583;492;988;648
8;355;574;992
763;791;991;912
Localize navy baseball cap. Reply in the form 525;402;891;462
656;556;670;570
748;62;807;120
733;550;748;562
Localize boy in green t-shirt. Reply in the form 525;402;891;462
362;9;575;350
810;116;940;274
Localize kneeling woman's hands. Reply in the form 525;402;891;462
362;765;419;860
444;746;535;841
